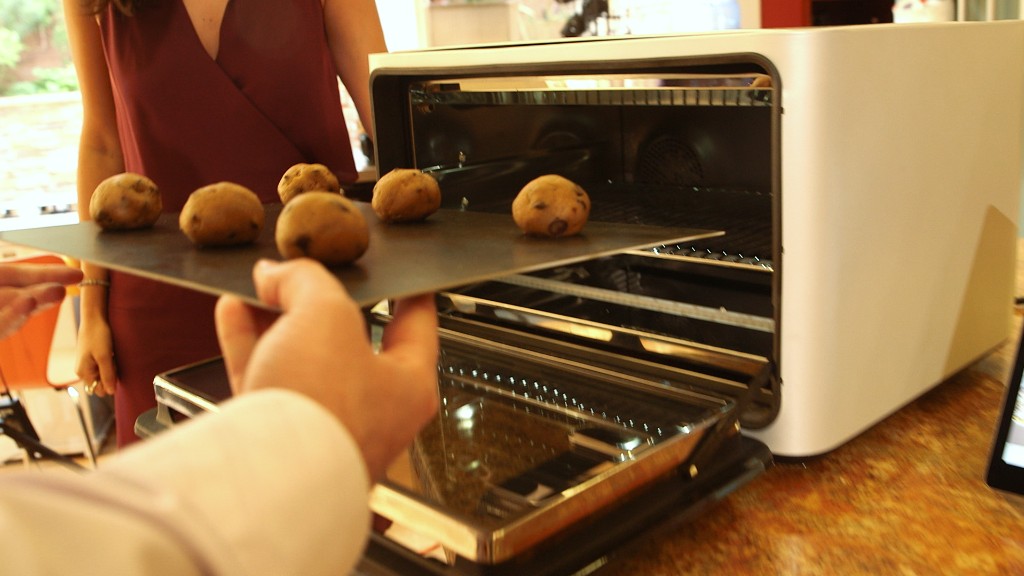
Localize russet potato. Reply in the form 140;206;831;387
179;182;265;247
90;172;162;230
275;192;369;266
511;174;590;238
277;163;341;204
371;168;441;223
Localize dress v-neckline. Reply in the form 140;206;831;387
180;0;231;62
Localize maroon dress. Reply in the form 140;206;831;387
100;0;356;445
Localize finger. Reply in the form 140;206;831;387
215;294;261;395
76;359;103;397
253;259;354;319
24;283;68;310
75;357;100;388
0;284;63;314
0;283;69;331
0;287;27;309
0;294;37;340
0;285;67;341
0;264;82;288
97;353;118;396
91;380;111;398
380;294;438;368
251;259;300;310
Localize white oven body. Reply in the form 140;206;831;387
369;21;1024;456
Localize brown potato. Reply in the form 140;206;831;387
277;163;341;204
179;182;265;247
511;174;590;237
89;172;162;230
371;168;441;223
275;192;369;266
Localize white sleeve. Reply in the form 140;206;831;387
0;389;371;576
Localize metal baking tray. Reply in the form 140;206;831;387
0;202;719;308
372;328;735;565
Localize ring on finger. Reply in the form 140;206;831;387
85;380;99;395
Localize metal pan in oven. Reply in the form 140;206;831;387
369;325;738;565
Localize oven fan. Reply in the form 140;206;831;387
635;135;704;187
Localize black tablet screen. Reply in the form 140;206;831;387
986;320;1024;494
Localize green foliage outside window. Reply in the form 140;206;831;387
0;0;76;96
0;0;61;36
0;28;23;71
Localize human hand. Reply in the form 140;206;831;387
75;316;117;396
0;261;82;340
214;258;440;482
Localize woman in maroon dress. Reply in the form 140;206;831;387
64;0;385;446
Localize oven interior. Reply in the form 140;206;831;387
367;57;781;431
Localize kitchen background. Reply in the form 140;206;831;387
1;0;1023;233
0;0;1022;460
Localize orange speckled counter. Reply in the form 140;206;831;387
597;311;1024;575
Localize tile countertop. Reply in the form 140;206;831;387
596;310;1024;575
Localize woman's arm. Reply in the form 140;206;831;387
323;0;388;140
63;0;123;394
64;0;124;210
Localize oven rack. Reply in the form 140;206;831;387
435;329;734;441
490;274;774;334
414;86;772;108
411;74;773;110
584;186;774;268
438;289;768;378
648;244;774;271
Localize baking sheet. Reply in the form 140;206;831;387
0;202;719;308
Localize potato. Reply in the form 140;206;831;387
371;168;441;223
275;192;369;266
277;163;341;204
89;172;162;230
511;174;590;237
179;182;265;247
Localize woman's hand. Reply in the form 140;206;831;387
76;301;117;397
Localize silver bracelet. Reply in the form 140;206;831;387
78;278;111;288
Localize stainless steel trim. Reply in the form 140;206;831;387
153;378;220;417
